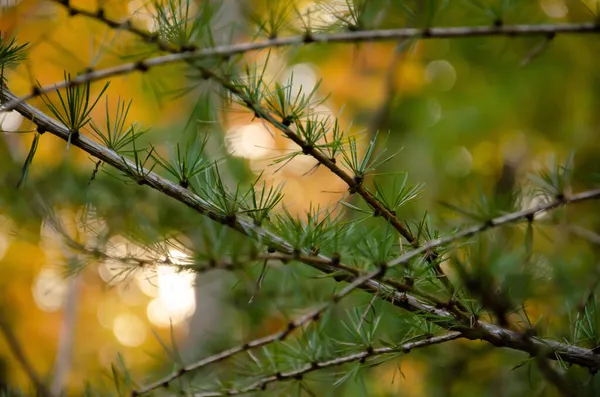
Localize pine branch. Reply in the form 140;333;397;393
191;333;462;397
134;284;444;395
4;6;600;112
50;0;600;61
3;85;600;375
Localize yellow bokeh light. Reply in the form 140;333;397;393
135;270;159;298
112;313;147;347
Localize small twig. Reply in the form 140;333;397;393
356;293;378;332
248;259;268;303
0;313;54;397
520;33;555;66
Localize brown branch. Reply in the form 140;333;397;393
0;313;54;397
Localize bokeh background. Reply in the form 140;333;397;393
1;0;600;396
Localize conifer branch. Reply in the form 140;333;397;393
3;85;600;376
4;3;600;112
51;0;600;60
192;333;463;397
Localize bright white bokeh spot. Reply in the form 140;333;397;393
0;110;23;132
32;267;68;312
147;297;191;328
98;236;196;328
226;123;274;159
539;0;568;18
444;146;473;177
425;60;457;92
113;314;147;347
280;63;318;99
145;246;196;327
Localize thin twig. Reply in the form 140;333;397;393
0;313;54;397
520;33;555;66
